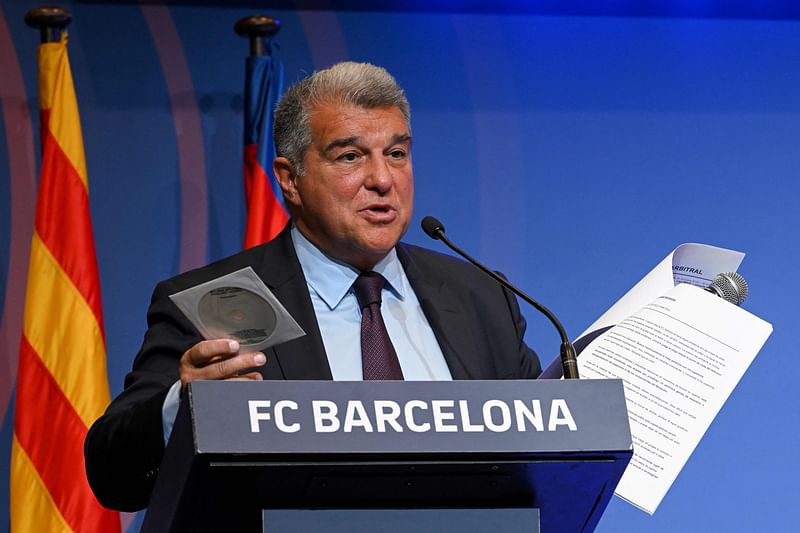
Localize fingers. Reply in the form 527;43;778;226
180;339;267;388
185;339;240;367
207;352;266;380
224;371;264;382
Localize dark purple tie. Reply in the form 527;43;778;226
353;271;404;380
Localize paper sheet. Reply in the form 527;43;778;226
574;244;772;514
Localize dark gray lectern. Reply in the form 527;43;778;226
141;380;632;533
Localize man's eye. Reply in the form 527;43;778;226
389;149;406;159
338;152;359;162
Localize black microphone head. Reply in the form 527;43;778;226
421;216;445;239
707;272;749;306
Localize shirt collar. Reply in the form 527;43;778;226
291;225;406;310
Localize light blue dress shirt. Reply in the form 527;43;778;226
162;228;452;443
291;226;452;381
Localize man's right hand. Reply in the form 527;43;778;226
179;339;266;391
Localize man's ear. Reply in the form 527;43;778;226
274;157;299;207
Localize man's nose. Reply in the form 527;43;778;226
364;157;393;192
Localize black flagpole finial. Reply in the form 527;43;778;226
25;6;72;44
235;15;281;57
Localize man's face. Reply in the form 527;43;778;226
276;102;414;270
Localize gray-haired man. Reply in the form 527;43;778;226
85;62;540;525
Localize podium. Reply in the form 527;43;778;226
142;380;632;533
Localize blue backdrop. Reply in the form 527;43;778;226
1;1;798;531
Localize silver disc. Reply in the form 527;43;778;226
197;286;277;347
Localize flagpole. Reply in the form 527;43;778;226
24;6;71;43
235;15;281;57
235;14;287;248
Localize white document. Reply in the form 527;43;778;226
169;267;306;352
575;244;772;514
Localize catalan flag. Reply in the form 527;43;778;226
242;43;286;249
10;34;120;532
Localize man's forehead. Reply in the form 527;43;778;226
309;103;410;145
310;99;404;117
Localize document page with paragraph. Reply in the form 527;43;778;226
578;283;772;514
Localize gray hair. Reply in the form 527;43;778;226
273;62;411;176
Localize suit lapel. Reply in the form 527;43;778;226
251;225;333;380
397;245;489;380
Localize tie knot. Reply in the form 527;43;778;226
353;271;386;308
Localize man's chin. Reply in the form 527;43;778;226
363;226;407;249
350;235;405;268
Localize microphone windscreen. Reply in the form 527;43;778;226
421;216;445;239
707;272;749;306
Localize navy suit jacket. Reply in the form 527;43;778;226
85;223;541;512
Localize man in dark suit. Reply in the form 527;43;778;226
85;62;540;519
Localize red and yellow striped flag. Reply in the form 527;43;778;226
10;34;120;532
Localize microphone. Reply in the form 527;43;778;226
705;272;749;306
421;216;579;379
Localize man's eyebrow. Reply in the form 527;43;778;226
322;133;412;155
323;136;359;155
389;133;412;146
